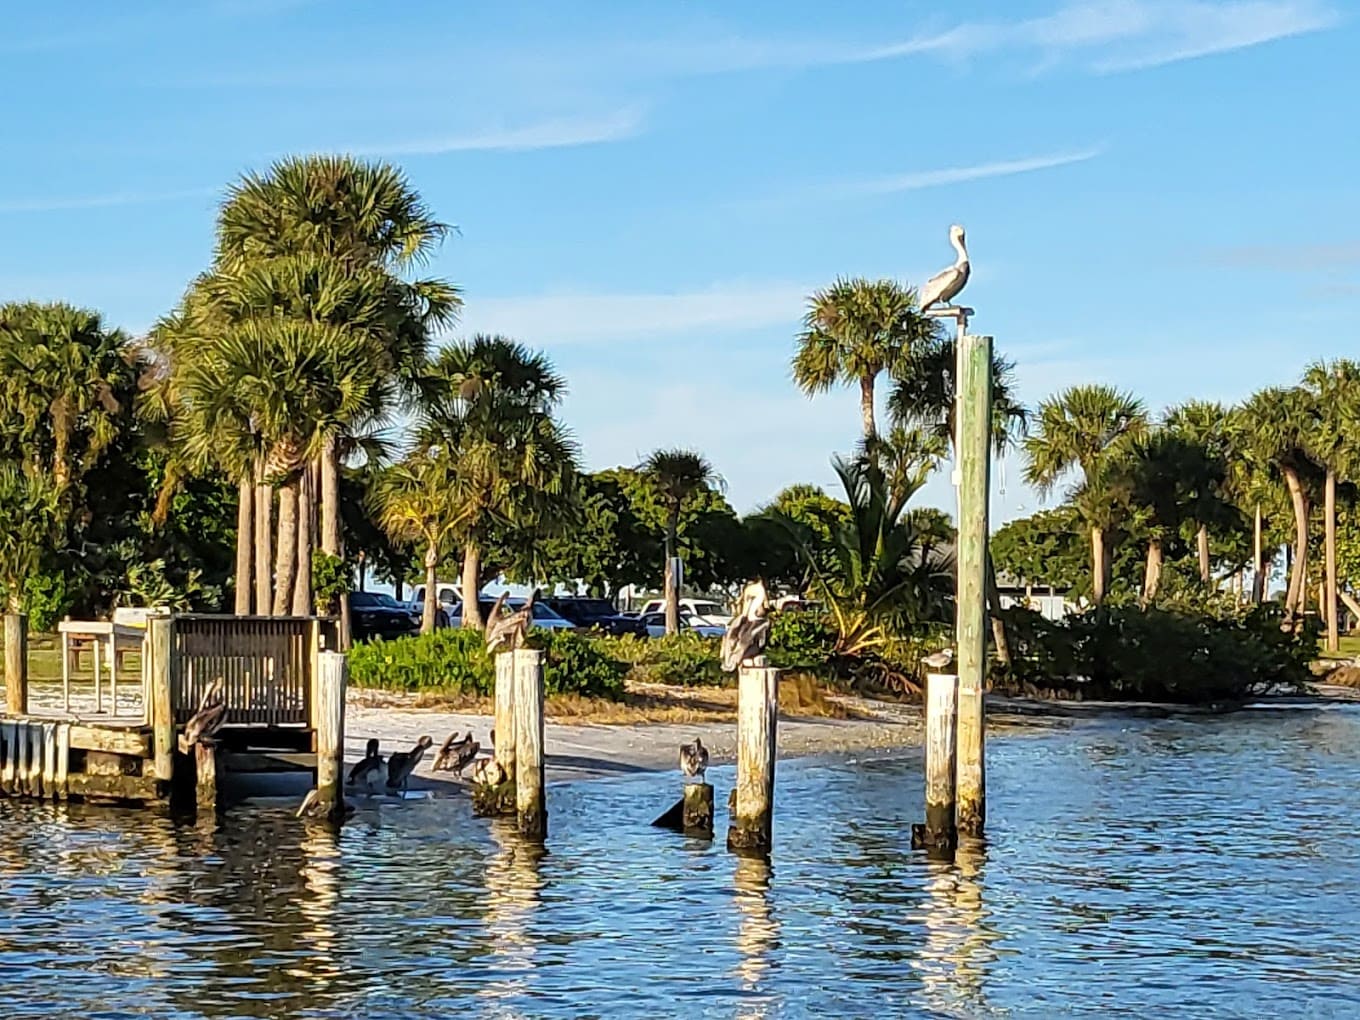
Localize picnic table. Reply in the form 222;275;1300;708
57;619;147;716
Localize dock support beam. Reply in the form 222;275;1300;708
148;615;174;787
514;648;546;841
728;663;778;856
314;651;347;821
4;613;27;716
913;672;958;852
956;333;992;839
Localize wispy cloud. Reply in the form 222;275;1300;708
1208;242;1360;271
841;148;1103;198
463;281;810;344
0;187;219;215
348;107;646;157
651;0;1338;77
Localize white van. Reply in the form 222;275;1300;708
411;582;461;608
636;597;728;627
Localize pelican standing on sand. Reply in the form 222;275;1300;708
918;225;970;312
721;580;772;671
385;735;434;794
346;738;387;794
486;589;536;654
679;737;709;784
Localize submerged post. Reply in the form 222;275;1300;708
148;614;174;786
956;333;992;839
728;664;778;855
684;782;715;837
4;613;28;716
315;651;347;820
912;672;958;852
514;648;546;841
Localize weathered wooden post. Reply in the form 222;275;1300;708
513;648;546;841
684;781;715;837
912;672;958;852
956;333;992;839
473;652;519;816
196;743;218;811
314;650;347;821
727;663;778;855
147;614;175;788
4;613;27;716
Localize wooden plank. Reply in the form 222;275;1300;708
42;723;55;799
1;720;15;793
17;721;31;796
67;724;152;757
65;773;162;802
55;723;69;799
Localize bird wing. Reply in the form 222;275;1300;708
385;751;410;786
347;756;377;784
919;266;957;310
720;620;746;671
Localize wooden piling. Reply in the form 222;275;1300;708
148;615;175;786
494;652;517;783
683;782;715;837
196;743;218;811
912;672;958;852
728;664;778;855
955;333;992;840
1;720;14;793
4;613;27;716
314;650;347;821
513;648;546;841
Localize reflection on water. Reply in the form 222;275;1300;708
3;709;1360;1017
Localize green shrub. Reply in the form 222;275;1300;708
1001;600;1316;703
23;571;75;632
348;627;627;700
766;611;837;670
595;631;725;687
312;551;348;615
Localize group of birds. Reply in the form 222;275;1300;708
344;728;496;797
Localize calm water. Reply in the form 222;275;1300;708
2;709;1360;1018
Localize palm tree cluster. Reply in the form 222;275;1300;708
1017;363;1360;652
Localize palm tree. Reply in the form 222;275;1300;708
418;336;578;630
1302;360;1360;650
1127;429;1207;601
0;468;60;614
371;454;463;633
888;339;1029;663
1024;385;1148;604
640;449;722;635
1163;401;1236;585
774;445;953;658
792;277;939;441
1231;388;1318;620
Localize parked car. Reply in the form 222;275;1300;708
348;591;420;642
387;592;450;629
411;582;460;610
636;598;729;627
448;597;577;631
544;596;648;637
640;611;726;639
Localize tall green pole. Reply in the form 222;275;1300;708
956;333;992;838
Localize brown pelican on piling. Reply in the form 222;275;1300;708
433;731;481;776
486;588;537;654
178;678;226;753
720;580;772;671
918;225;970;312
679;736;709;784
385;735;433;794
346;738;387;794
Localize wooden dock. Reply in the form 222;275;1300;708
0;614;339;809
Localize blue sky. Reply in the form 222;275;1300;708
2;0;1355;521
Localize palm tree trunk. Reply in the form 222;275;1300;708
1091;526;1107;605
664;519;680;636
1282;466;1309;620
985;549;1011;667
1197;525;1211;585
235;474;253;615
1326;468;1339;652
1143;537;1164;603
254;472;273;615
1252;504;1265;603
291;465;314;616
272;478;298;616
422;543;438;634
859;375;877;441
461;542;483;630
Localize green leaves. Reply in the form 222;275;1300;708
0;467;61;613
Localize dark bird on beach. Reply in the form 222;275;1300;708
433;731;481;776
921;648;955;672
486;588;537;654
721;580;771;672
385;735;434;794
346;738;387;794
679;736;709;784
178;678;227;752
